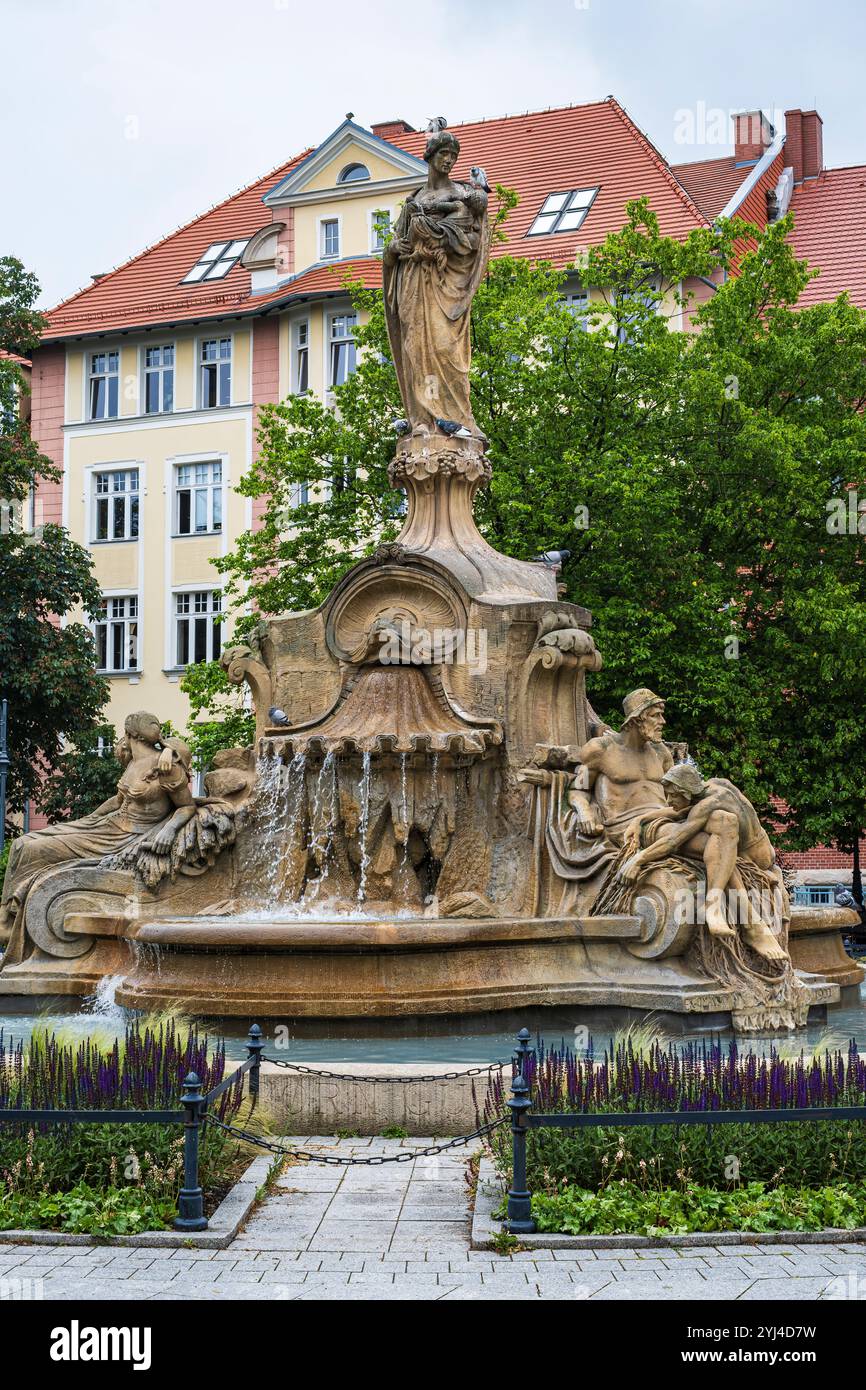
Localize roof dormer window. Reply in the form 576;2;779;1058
338;162;370;184
527;188;599;236
181;239;250;284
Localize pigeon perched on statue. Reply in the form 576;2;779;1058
392;418;410;437
469;166;492;193
268;706;289;726
835;883;860;911
435;417;473;438
426;116;448;133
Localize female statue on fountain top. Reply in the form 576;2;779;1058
383;121;489;439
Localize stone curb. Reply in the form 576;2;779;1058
471;1156;866;1250
0;1151;273;1251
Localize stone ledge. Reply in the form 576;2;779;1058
0;1151;272;1251
471;1155;866;1250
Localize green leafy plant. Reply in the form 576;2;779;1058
529;1180;866;1237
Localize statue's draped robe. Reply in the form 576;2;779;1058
0;755;189;965
383;185;488;432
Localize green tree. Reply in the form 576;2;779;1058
41;723;123;822
0;256;110;815
179;661;255;774
216;203;866;881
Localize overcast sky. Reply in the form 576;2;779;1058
3;0;865;308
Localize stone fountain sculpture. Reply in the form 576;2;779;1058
0;120;859;1030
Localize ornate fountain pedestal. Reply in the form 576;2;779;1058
2;120;861;1035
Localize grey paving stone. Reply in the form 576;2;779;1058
738;1277;834;1299
44;1282;162;1302
308;1221;397;1252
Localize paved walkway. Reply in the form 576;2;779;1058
1;1138;864;1301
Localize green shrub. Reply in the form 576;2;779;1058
528;1180;866;1237
488;1117;866;1192
0;1181;176;1236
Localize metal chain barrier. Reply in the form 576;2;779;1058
206;1112;508;1163
266;1058;508;1084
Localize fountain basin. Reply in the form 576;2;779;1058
107;912;840;1022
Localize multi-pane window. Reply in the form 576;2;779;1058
290;481;310;508
371;210;391;252
174;590;222;667
293;321;309;394
144;344;174;413
181;239;250;284
93;468;139;541
320;219;340;259
328;313;357;388
88;351;119;419
527;187;599;236
199;337;231;408
94;596;139;673
617;279;661;344
175;460;222;535
562;290;590;331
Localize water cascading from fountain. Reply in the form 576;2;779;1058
357;750;372;906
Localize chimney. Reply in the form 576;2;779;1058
371;119;416;141
785;109;824;182
733;110;774;163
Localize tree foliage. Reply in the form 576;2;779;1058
217;200;866;858
0;256;110;814
41;723;123;822
179;660;255;773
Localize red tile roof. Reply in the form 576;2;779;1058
390;99;709;264
787;166;866;307
42;151;311;341
671;155;754;220
43;99;710;342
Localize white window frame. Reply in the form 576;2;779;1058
292;319;310;395
318;214;341;260
172;587;223;668
87;349;120;420
198;335;232;409
174;459;223;537
142;342;175;414
94;592;140;674
527;187;600;237
181;239;250;284
327;310;358;390
369;207;393;253
562;289;590;331
91;466;140;543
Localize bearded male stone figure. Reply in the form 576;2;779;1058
529;688;787;960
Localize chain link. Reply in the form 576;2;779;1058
206;1113;508;1163
265;1058;508;1084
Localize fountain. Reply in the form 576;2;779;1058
0;119;859;1033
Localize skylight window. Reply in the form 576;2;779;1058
181;239;250;284
527;188;599;236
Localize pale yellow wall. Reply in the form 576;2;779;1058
294;192;406;269
303;148;406;192
120;345;138;416
66;405;250;733
174;337;195;410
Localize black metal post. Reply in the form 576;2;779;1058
506;1027;536;1234
247;1023;264;1105
175;1071;208;1232
0;699;10;856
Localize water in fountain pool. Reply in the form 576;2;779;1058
3;986;866;1066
